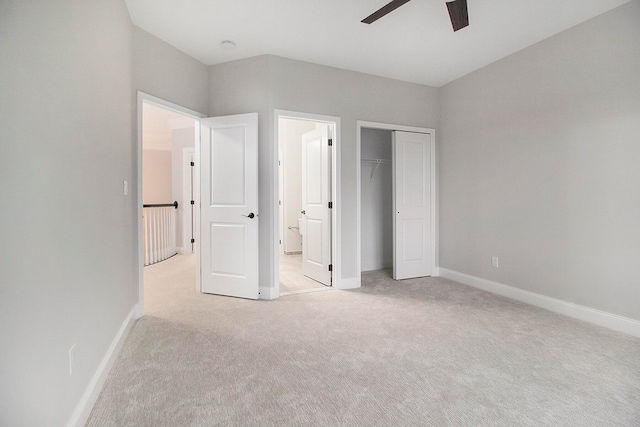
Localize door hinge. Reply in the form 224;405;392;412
328;264;333;272
328;202;333;209
279;200;281;206
191;238;195;243
191;200;195;205
190;161;195;166
279;239;282;244
328;138;333;146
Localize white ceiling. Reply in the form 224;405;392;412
126;0;631;87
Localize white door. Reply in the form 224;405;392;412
393;131;432;280
200;113;259;299
301;125;332;286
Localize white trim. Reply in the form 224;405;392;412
66;307;136;427
280;287;334;297
194;123;202;294
182;147;196;255
356;121;437;288
273;110;342;297
278;148;285;256
260;285;277;300
439;268;640;338
337;276;360;290
136;92;205;317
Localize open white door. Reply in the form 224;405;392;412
200;113;259;299
393;131;432;280
301;125;332;286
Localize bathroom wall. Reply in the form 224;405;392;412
279;118;316;253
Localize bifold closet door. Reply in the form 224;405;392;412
393;131;432;280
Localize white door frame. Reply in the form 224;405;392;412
135;92;205;318
273;110;342;297
356;121;438;287
181;147;196;255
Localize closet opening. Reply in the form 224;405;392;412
356;121;437;286
360;129;394;275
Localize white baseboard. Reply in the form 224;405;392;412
335;276;360;290
259;285;277;300
135;303;144;319
439;268;640;338
67;307;137;427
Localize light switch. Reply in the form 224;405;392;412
123;180;128;195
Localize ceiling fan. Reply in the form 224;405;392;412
362;0;469;32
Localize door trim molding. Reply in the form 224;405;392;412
272;110;342;298
135;92;205;317
179;147;196;255
356;121;437;287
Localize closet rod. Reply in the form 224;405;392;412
361;158;390;181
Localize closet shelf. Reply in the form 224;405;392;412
361;158;390;181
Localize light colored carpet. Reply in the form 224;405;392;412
279;253;330;295
87;255;640;426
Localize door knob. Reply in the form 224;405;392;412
242;213;255;219
301;210;306;215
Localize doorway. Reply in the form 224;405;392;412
356;121;437;285
136;92;205;317
360;128;393;273
274;111;340;297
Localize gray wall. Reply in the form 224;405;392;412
209;55;439;289
0;8;211;426
0;1;136;425
439;1;640;321
133;26;209;114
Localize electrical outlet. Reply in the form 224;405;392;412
69;344;76;376
492;256;499;268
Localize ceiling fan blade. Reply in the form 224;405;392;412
446;0;469;31
362;0;412;24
